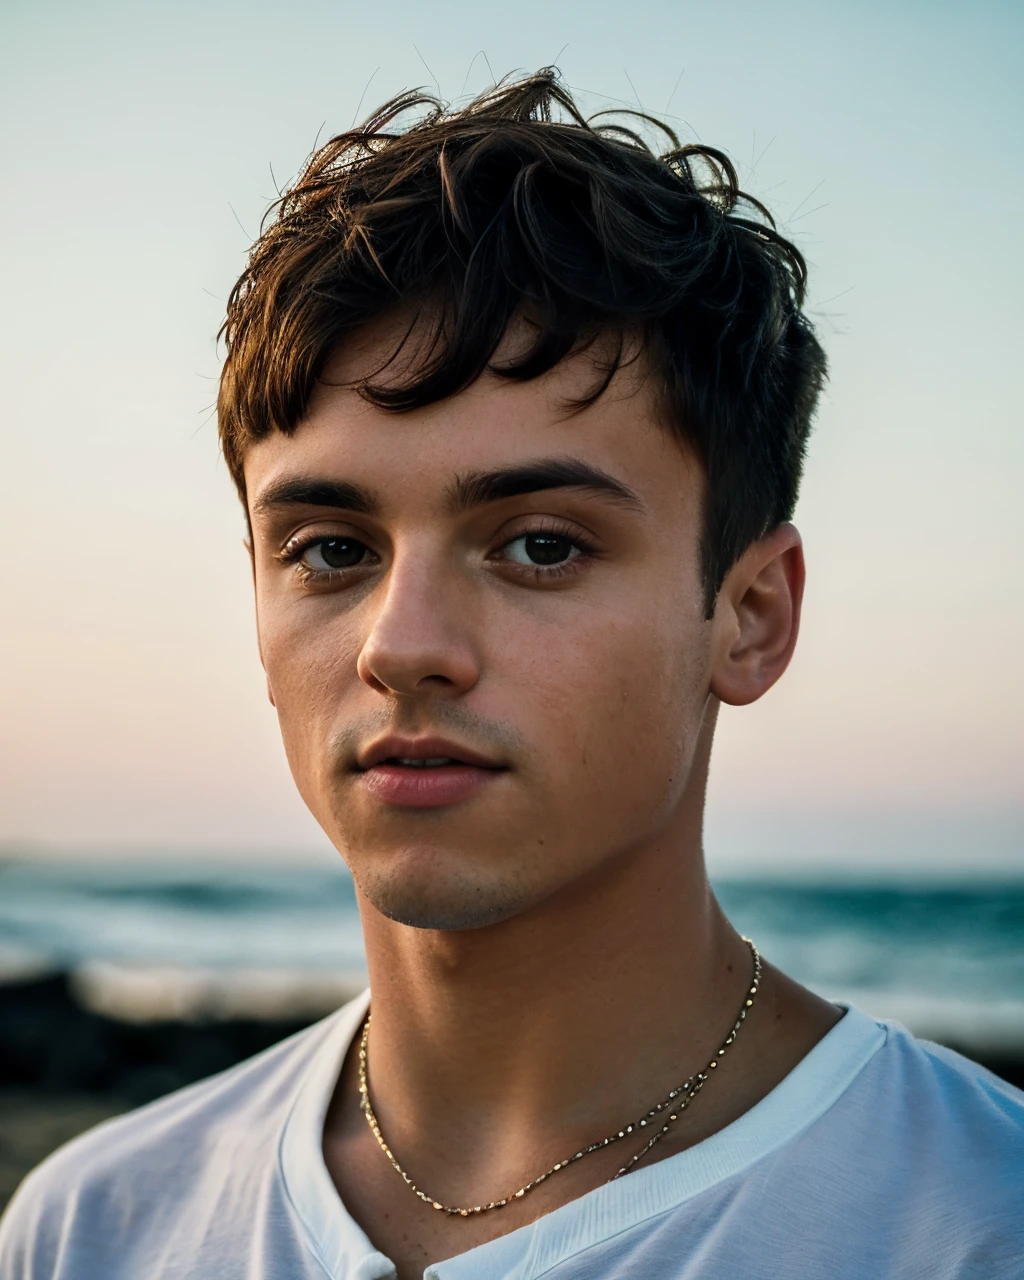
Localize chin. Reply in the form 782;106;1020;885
352;847;540;932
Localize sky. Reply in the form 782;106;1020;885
1;0;1021;872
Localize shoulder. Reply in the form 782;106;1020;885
0;998;360;1277
751;1004;1024;1183
854;1016;1024;1144
686;1009;1024;1276
810;1014;1024;1266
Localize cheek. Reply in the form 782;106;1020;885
505;594;709;825
259;599;361;773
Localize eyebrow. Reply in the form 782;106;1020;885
449;458;644;514
250;477;380;519
250;457;644;522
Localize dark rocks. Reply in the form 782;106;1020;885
0;972;319;1106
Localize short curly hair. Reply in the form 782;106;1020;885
218;69;826;614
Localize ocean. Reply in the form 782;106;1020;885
1;859;1023;1052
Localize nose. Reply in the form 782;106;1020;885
356;547;482;698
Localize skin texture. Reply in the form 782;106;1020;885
244;322;840;1277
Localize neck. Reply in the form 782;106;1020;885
355;822;752;1179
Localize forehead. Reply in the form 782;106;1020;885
243;322;698;519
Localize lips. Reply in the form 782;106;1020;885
354;737;506;808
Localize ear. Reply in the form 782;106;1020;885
709;523;805;707
245;536;277;709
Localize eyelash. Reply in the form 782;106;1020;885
277;520;600;586
277;533;378;586
489;519;599;581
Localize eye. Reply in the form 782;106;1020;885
501;532;580;567
301;537;371;570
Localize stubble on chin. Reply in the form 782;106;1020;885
352;854;537;932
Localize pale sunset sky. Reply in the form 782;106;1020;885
1;0;1021;873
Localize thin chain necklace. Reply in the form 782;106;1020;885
357;937;762;1218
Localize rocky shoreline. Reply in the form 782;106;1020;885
0;969;360;1105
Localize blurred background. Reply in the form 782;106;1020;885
1;0;1021;1209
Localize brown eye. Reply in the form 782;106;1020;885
302;538;369;570
503;533;577;566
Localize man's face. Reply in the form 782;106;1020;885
245;328;716;930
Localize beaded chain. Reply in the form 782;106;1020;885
357;937;762;1218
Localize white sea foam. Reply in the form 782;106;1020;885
71;962;367;1024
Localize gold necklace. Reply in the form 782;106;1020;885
357;937;762;1218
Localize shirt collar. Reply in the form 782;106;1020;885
280;996;885;1280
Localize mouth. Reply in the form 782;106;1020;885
354;738;507;808
355;736;504;772
383;756;470;769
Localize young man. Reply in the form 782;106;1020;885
2;70;1022;1280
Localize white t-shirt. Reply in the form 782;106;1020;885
2;991;1022;1279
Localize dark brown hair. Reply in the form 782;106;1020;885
218;69;826;613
